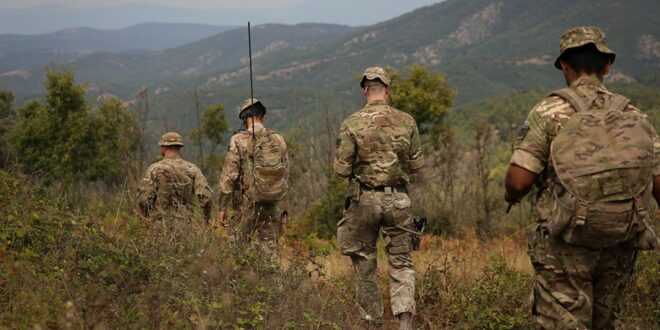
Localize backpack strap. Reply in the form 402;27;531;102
608;94;630;112
551;88;590;113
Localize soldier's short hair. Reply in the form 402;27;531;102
560;43;613;74
362;79;387;91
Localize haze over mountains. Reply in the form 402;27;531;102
1;0;659;131
0;1;441;34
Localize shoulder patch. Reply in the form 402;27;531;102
517;120;530;140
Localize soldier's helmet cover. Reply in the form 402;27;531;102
360;66;391;87
238;98;266;118
159;132;184;147
554;26;616;69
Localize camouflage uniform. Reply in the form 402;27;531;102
137;132;213;222
512;27;660;329
218;99;289;257
335;67;424;324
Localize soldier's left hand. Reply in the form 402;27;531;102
218;210;229;227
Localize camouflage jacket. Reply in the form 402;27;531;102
218;124;289;210
137;155;213;221
334;100;424;188
511;76;660;220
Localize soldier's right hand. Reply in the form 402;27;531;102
218;210;229;227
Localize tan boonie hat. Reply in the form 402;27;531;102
554;26;616;69
360;66;391;87
238;98;265;118
159;132;184;147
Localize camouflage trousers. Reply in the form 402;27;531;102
529;224;637;330
233;201;281;259
337;188;416;324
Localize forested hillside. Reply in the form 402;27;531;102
0;0;659;328
1;0;658;125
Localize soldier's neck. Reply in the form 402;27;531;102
246;120;264;130
366;97;387;105
162;150;181;159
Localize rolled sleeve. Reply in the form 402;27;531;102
408;121;424;173
653;136;660;177
334;160;353;177
218;136;241;195
510;101;551;174
511;149;545;174
334;122;356;177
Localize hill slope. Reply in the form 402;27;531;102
0;23;236;73
0;23;356;102
203;0;659;105
1;0;658;130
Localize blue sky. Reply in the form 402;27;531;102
0;0;445;34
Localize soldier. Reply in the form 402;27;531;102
504;27;659;329
217;98;289;258
137;132;213;222
335;67;424;329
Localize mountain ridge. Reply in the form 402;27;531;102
1;0;658;132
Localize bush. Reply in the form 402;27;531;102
1;170;658;328
417;253;532;329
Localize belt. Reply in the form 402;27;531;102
360;183;407;193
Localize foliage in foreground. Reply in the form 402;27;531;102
1;170;658;329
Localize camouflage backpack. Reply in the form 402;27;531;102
247;129;288;203
154;160;195;218
548;87;657;249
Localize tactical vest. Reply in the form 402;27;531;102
547;88;657;249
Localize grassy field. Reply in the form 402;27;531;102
1;171;658;329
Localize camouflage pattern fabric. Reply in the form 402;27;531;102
334;100;424;188
511;76;660;329
337;190;417;323
234;200;280;257
251;129;288;202
218;123;288;257
548;88;655;248
361;66;391;87
137;155;212;221
529;224;636;329
158;131;184;147
238;98;265;118
334;99;423;323
554;26;616;69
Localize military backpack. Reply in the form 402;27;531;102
247;129;288;203
548;87;657;249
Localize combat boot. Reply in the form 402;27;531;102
397;312;413;330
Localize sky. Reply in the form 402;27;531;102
0;0;305;9
0;0;444;34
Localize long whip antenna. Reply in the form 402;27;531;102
247;22;258;215
248;22;255;139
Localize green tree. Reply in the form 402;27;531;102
90;97;140;184
12;66;138;187
388;64;455;139
200;103;229;154
0;91;15;167
189;102;229;182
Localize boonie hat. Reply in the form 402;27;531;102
159;132;184;147
360;66;391;87
554;26;616;69
238;98;265;118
